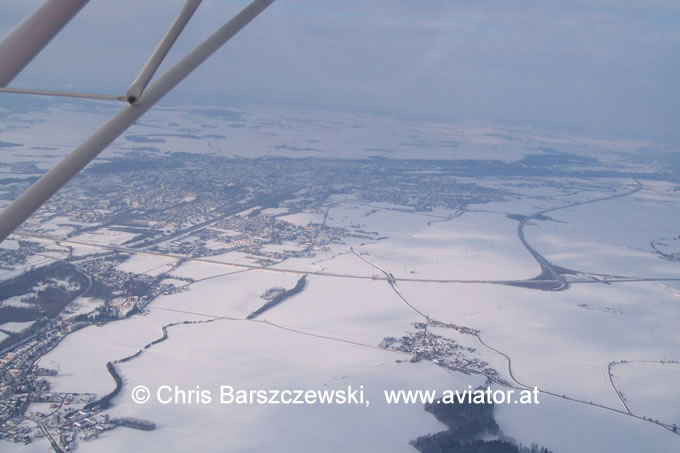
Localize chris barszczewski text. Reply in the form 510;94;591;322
131;384;540;407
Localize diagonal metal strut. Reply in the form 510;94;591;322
126;0;203;103
0;0;90;87
0;86;126;102
0;0;276;243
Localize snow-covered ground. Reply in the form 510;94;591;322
2;102;678;452
496;389;679;453
0;101;654;169
0;320;36;334
397;280;679;413
60;296;105;319
69;229;138;247
0;295;33;309
611;361;680;427
263;274;423;345
351;210;540;281
526;184;680;278
155;269;301;319
115;254;178;276
43;315;485;453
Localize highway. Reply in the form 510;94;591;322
514;179;644;290
14;230;679;289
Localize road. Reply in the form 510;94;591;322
514;179;644;290
13;230;680;288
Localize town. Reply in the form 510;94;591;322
1;149;671;451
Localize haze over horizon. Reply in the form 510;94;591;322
1;0;679;144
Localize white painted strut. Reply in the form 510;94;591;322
126;0;203;103
0;86;126;102
0;0;89;87
0;0;276;243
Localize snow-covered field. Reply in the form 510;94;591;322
1;102;678;452
496;389;679;453
29;262;680;452
398;280;679;410
611;361;680;427
0;320;36;334
60;296;105;319
263;274;424;345
351;209;540;281
70;229;138;247
526;186;680;278
116;254;178;276
0;101;652;170
43;313;484;453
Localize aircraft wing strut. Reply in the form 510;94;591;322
0;0;276;243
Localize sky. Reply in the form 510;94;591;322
1;0;679;143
